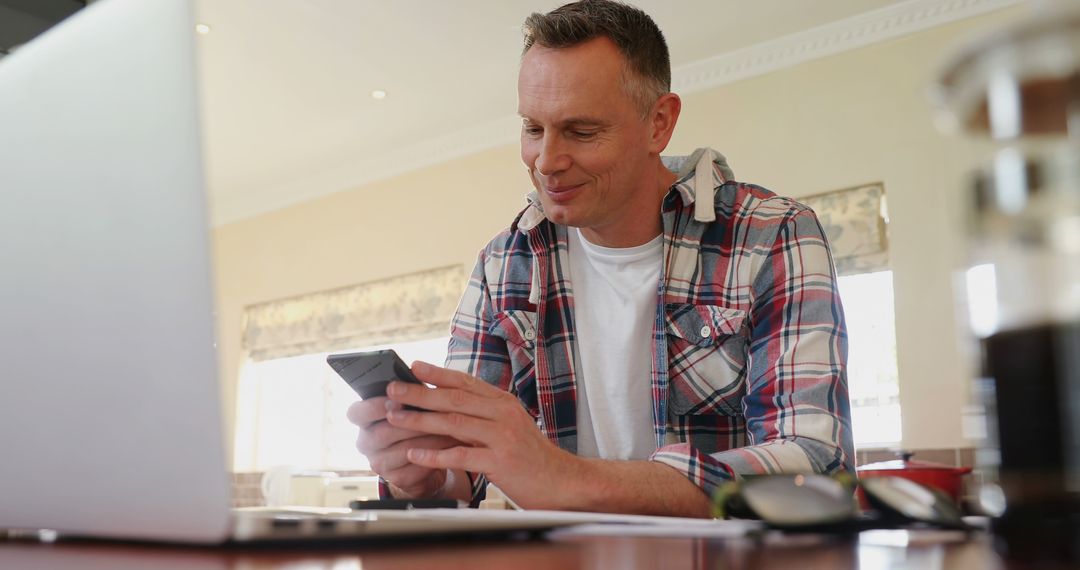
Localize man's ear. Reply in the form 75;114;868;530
648;92;682;154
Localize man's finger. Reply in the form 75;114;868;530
371;435;463;473
386;381;504;421
407;446;495;474
361;420;428;454
346;397;389;427
410;361;498;396
382;463;441;492
385;407;494;447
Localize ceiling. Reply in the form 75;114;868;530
3;0;1025;224
195;0;918;224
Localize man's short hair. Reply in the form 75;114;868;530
522;0;671;116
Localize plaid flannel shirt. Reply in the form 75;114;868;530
406;148;854;507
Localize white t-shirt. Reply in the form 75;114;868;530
567;227;663;460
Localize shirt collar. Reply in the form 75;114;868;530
512;147;735;233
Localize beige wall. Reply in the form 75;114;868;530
212;9;1017;455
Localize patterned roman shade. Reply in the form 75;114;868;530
240;185;885;362
800;183;889;276
241;265;465;362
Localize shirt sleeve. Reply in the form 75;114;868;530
443;247;515;507
650;207;855;499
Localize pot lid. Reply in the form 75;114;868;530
857;451;973;474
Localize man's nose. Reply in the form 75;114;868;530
534;134;570;176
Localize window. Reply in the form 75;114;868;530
232;336;449;473
800;182;899;448
837;270;901;447
234;270;904;470
235;274;904;471
233;265;465;473
964;263;998;338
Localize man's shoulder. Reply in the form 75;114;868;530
688;181;819;248
468;222;539;302
477;224;533;259
715;181;814;221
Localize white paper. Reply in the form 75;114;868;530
546;518;763;539
358;508;763;537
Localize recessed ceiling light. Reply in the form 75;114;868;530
195;23;212;35
371;90;388;100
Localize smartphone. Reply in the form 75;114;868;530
326;349;423;400
349;498;464;510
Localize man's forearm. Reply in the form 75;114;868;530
560;458;713;518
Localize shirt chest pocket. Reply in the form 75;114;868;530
665;303;749;416
488;309;540;417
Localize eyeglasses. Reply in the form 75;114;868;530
712;473;972;531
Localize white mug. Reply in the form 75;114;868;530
288;472;333;506
260;465;295;507
261;466;337;506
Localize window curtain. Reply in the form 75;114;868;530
800;183;889;276
241;265;465;362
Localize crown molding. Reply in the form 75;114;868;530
671;0;1024;94
211;0;1024;227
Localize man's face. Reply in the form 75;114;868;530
518;37;659;243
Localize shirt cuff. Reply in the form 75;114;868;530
649;442;737;499
377;476;394;499
467;471;487;508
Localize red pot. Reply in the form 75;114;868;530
857;451;973;507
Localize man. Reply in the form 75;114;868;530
347;0;854;518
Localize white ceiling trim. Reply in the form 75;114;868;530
211;0;1023;227
671;0;1023;93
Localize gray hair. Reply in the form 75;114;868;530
522;0;671;116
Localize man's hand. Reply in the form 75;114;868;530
383;362;713;517
383;362;584;510
345;396;468;500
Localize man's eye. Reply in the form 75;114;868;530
572;131;597;139
523;126;543;136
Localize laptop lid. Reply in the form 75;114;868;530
0;0;231;542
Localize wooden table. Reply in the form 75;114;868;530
2;528;1073;570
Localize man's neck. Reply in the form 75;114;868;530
579;161;677;248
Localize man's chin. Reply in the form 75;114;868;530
542;205;578;227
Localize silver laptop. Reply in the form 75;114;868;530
0;0;596;544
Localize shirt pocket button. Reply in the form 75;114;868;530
699;325;712;338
